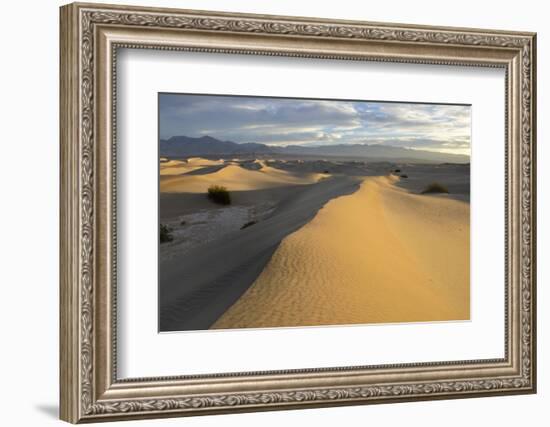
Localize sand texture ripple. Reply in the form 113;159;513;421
159;176;360;331
212;175;470;329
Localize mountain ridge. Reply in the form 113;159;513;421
160;135;470;164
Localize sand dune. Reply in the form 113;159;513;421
159;176;360;331
212;175;470;329
160;157;225;176
160;162;326;193
187;157;224;166
160;160;199;176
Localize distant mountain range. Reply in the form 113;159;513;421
160;135;470;164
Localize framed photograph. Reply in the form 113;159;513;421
60;2;537;423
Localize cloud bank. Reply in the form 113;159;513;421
159;93;471;156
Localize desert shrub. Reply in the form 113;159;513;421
323;170;330;174
180;220;187;226
207;185;231;205
421;182;449;194
394;168;401;173
400;174;408;178
160;224;173;243
241;220;258;230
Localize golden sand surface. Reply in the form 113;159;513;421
159;157;225;176
212;175;470;329
160;161;326;193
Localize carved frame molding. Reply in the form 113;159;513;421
60;2;536;423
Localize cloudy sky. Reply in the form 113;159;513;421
159;93;471;156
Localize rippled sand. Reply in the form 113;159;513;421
212;175;470;329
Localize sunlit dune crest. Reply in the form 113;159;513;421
212;175;470;329
159;159;197;176
186;157;224;166
159;157;225;176
160;162;327;193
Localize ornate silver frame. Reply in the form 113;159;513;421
60;2;537;423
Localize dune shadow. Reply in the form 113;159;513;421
159;175;361;332
183;164;227;175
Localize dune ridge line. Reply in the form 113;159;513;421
212;175;470;329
